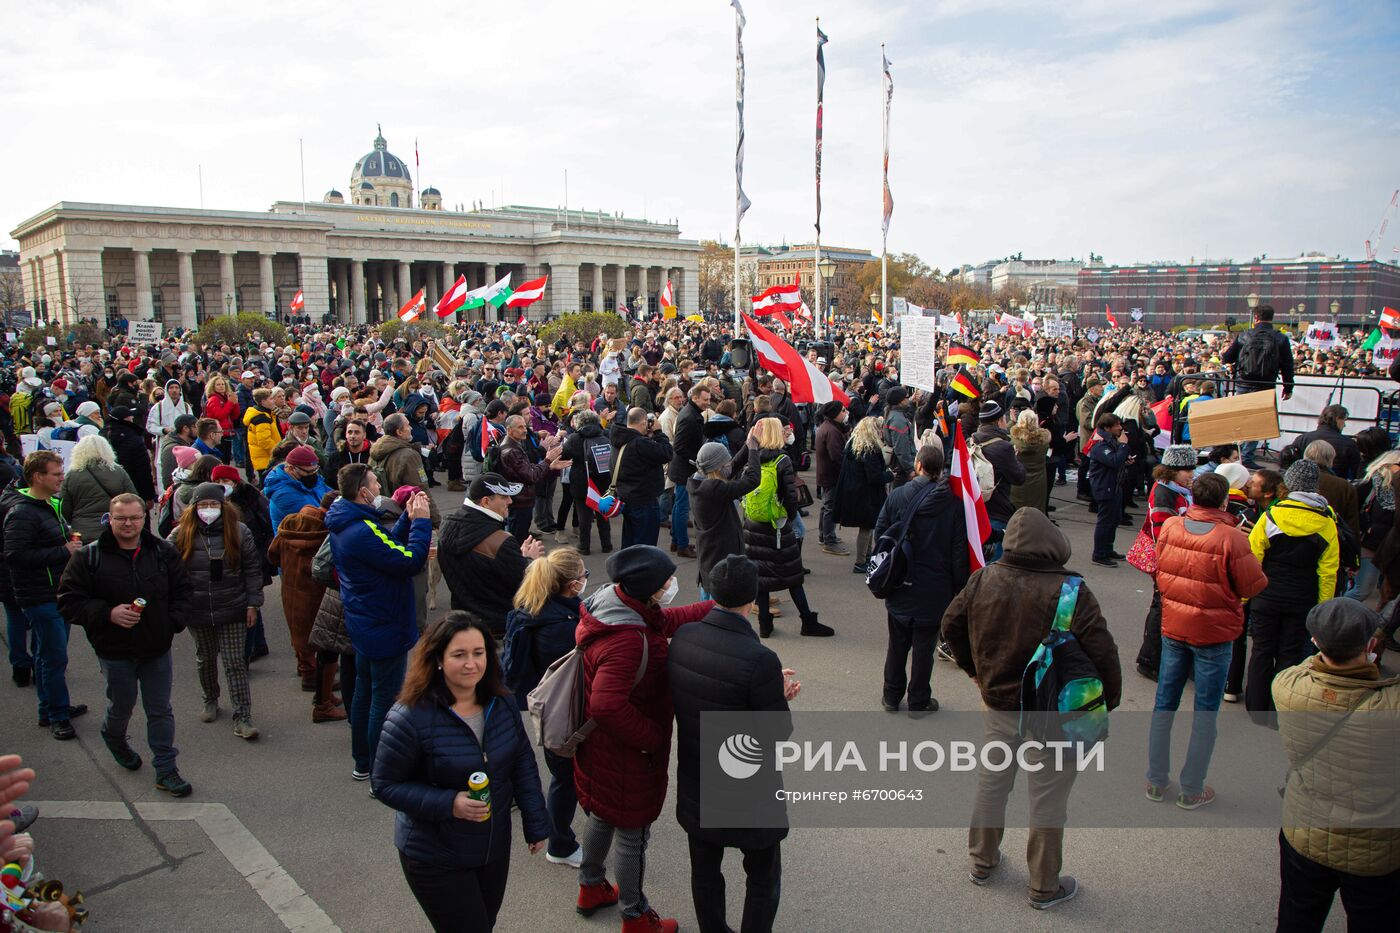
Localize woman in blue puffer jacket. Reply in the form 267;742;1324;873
374;611;550;933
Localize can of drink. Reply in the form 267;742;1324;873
467;771;491;816
70;532;82;542
132;598;147;616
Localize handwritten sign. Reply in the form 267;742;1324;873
130;321;163;342
899;315;940;392
937;315;962;336
1304;322;1339;350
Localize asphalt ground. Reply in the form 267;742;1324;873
2;474;1344;932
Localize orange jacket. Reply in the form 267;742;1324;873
1156;506;1268;645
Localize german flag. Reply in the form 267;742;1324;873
946;341;978;366
951;370;980;399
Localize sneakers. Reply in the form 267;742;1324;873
1091;556;1118;568
546;845;584;868
852;561;870;574
38;703;88;727
1222;692;1242;704
576;881;620;917
11;666;31;688
351;768;371;781
50;720;76;741
200;702;219;723
155;770;193;798
1177;786;1216;810
621;909;678;933
936;641;956;663
1145;782;1168;803
102;730;143;771
1030;876;1078;910
233;719;260;741
969;849;1002;886
554;530;569;544
821;540;851;556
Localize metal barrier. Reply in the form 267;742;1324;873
1189;370;1400;449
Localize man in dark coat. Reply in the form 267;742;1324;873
438;473;542;635
668;556;796;933
667;384;712;559
971;401;1026;557
689;439;762;597
611;408;674;549
496;414;568;541
814;401;850;555
1085;413;1133;567
103;405;156;503
872;443;970;713
1221;303;1295;468
1282;405;1362;481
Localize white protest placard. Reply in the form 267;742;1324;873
1304;321;1340;350
1085;327;1101;343
1130;308;1145;323
937;315;962;336
130;321;163;342
4;333;14;342
899;315;940;392
892;297;908;317
1372;334;1398;369
1045;320;1074;339
45;336;56;346
988;323;1009;336
21;434;77;468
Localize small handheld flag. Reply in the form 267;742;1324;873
398;288;426;322
585;478;622;519
946;341;978;366
1105;304;1120;329
480;418;499;460
289;289;305;313
950;370;980;399
1380;306;1400;333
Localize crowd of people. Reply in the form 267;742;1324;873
1;299;1397;932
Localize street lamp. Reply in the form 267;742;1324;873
224;292;232;316
869;292;879;324
1330;299;1340;317
817;257;836;282
816;257;836;337
1246;292;1259;310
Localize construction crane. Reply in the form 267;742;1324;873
1365;189;1398;260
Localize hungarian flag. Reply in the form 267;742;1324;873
435;275;469;318
950;370;980;398
1105;304;1120;328
742;312;849;405
1380;306;1400;333
951;422;991;570
506;275;548;308
751;281;802;315
585;478;622;519
398;288;426;322
946;341;978;366
289;289;305;312
462;274;513;311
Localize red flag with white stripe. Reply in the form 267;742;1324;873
751;282;803;315
951;422;991;570
506;275;548;308
795;301;814;323
742;313;849;405
480;418;500;460
660;279;674;310
435;275;469;318
1380;306;1400;332
1105;304;1120;329
289;289;304;312
585;478;622;518
398;288;426;321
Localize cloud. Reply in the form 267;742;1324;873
3;0;1398;273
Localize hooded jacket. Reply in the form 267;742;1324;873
438;501;530;634
267;505;330;636
609;423;673;504
1156;506;1268;645
688;449;762;591
574;585;712;828
563;420;612;499
873;476;970;622
1084;426;1131;503
738;447;805;592
242;403;282;472
165;513;264;628
972;423;1027;523
0;483;74;606
401;393;434;447
942;508;1122;712
1248;493;1340;609
145;380;192;438
103;417;156;502
58;527;192;661
370;433;440;526
325;496;431;660
262;462;333;530
502;594;581;708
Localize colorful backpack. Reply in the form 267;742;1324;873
1019;576;1109;745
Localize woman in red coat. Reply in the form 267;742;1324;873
203;373;241;462
573;545;712;933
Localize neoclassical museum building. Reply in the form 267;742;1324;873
10;127;701;327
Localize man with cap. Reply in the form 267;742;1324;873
573;545;713;933
668;554;799;933
813;400;850;555
73;400;104;439
437;473;543;636
158;413;199;494
883;387;917;488
263;445;333;530
1273;598;1399;930
1244;459;1341;717
971;400;1027;561
284;410;325;465
103;404;156;504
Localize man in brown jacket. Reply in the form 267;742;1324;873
942;506;1121;910
814;401;850;555
368;414;440;528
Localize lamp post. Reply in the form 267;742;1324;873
1330;299;1340;317
1246;291;1259;311
869;292;879;325
224;292;232;316
817;256;836;337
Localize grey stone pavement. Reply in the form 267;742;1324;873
2;476;1344;932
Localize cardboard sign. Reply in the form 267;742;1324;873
45;336;57;346
988;323;1009;336
130;321;163;342
1130;308;1145;323
892;297;908;316
1186;391;1280;447
1304;322;1339;350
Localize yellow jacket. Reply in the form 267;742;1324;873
1248;493;1340;605
242;404;282;471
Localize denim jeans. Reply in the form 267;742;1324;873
22;602;71;723
507;507;533;542
99;650;178;774
1146;637;1232;796
1092;493;1121;560
1345;556;1380;603
5;601;34;671
1241;439;1262;469
670;484;691;548
621;500;661;549
353;652;408;773
791;510;806;541
542;749;579;858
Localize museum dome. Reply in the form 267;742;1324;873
353;126;411;182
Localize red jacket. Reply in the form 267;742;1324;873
1156;506;1268;645
574;585;712;828
203;391;241;432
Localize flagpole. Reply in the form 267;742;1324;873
880;45;893;334
732;0;749;335
814;17;825;342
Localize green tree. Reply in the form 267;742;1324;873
193;312;288;348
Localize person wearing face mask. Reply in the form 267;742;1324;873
167;483;266;741
573;545;713;932
264;444;333;530
438;473;543;637
501;547;591;868
690;435;763;601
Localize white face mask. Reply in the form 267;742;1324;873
372;494;387;511
658;577;679;606
785;433;796;446
220;482;237;495
196;507;221;525
575;578;588;598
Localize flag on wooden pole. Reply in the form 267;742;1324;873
289;289;304;312
951;422;992;570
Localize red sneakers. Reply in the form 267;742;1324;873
621;909;678;933
576;881;620;917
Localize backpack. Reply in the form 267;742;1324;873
526;629;648;758
866;479;938;599
1019;576;1109;746
50;426;79;442
966;438;1001;500
1236;329;1281;384
466;417;487;463
155;486;178;538
742;454;790;527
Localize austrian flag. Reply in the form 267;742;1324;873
751;282;803;315
506;275;548;308
435;275;469;318
585;478;622;519
398;288;426;322
741;313;848;405
289;289;304;312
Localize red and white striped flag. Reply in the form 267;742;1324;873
479;418;500;460
951;422;991;570
585;478;622;519
289;289;304;312
742;313;849;405
398;288;426;322
795;301;814;323
1380;306;1400;332
506;275;548;308
660;279;674;310
435;275;469;318
1105;304;1120;329
751;282;803;315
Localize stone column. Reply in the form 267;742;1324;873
258;253;276;316
546;264;579;322
637;266;648;316
350;260;366;324
425;263;440;309
483;264;497;323
219;252;236;316
398;260;412;306
381;264;397;320
177;250;197;329
299;254;331;322
679;258;700;317
335;261;350;322
439;263;457;323
592;264;604;314
134;249;154;320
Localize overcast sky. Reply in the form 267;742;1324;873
5;0;1398;271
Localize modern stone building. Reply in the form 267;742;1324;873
10;128;701;327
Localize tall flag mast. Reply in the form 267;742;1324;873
732;0;751;334
814;19;829;339
881;46;894;333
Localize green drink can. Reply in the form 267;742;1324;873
467;771;491;817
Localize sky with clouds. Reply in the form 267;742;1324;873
4;0;1398;271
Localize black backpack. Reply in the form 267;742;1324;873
865;480;937;599
1236;329;1281;384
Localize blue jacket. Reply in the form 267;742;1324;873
263;463;334;531
1085;427;1131;502
325;497;430;659
373;696;549;868
193;437;223;461
502;595;581;709
402;393;433;447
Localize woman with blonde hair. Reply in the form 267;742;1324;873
1351;448;1400;604
59;434;139;541
834;415;894;573
1009;408;1051;515
203;372;241;463
502;547;590;867
168;483;265;740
